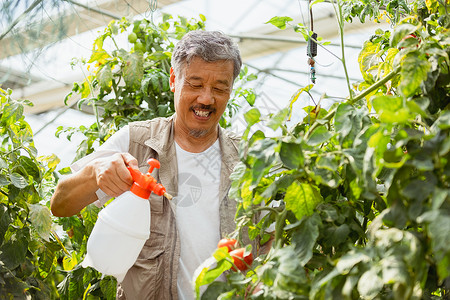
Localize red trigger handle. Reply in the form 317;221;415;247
146;158;161;174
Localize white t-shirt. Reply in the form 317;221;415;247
71;125;222;300
174;140;221;300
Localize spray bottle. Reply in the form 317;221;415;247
82;158;172;282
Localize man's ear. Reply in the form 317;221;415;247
169;67;176;92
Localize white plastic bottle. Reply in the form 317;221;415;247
82;159;170;282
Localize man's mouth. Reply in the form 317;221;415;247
193;109;212;117
192;105;215;118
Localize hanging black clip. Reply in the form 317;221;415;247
307;32;317;84
307;32;318;58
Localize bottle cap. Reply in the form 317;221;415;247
127;159;167;199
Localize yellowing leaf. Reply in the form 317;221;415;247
399;52;430;98
288;85;313;120
284;181;323;220
63;254;78;271
80;76;94;99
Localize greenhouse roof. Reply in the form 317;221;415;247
0;0;388;167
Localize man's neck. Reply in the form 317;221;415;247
174;127;219;153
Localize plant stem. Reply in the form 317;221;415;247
335;0;353;101
304;106;337;140
274;208;287;248
348;66;401;105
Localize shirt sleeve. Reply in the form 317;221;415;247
70;125;130;207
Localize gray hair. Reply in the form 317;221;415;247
171;30;242;80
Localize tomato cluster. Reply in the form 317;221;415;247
217;238;253;272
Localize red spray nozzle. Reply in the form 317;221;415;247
127;159;172;200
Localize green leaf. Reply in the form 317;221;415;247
291;214;320;266
336;251;371;275
0;227;29;269
266;108;289;131
123;52;144;89
0;173;9;187
246;92;256;106
20;156;41;182
399;52;430;98
389;23;418;47
38;240;60;278
372;95;410;124
1;100;23;126
244;107;261;126
0;157;7;168
284;181;323;220
194;248;232;298
265;16;293;30
100;276;118;300
381;256;409;284
334;103;354;140
229;162;246;181
421;211;450;281
280;140;304;169
28;204;53;241
97;64;113;92
201;281;233;300
316;154;339;171
0;204;11;245
9;172;28;188
310;0;325;8
307;125;333;146
357;267;383;299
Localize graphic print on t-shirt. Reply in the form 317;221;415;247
173;141;221;208
176;173;202;207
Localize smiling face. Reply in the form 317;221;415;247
170;56;234;148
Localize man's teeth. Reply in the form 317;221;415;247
194;110;210;117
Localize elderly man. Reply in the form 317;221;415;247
51;30;255;299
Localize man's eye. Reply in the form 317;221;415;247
214;87;228;93
188;82;202;88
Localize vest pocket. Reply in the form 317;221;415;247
149;194;164;214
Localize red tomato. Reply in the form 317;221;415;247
229;248;253;272
217;238;238;252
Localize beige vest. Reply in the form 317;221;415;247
116;116;243;299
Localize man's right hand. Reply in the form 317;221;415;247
91;153;138;197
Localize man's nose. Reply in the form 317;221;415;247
197;88;215;105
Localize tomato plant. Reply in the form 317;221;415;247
195;0;449;299
0;88;61;298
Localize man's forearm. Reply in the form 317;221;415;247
50;165;99;217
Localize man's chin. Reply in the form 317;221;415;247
188;128;209;138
